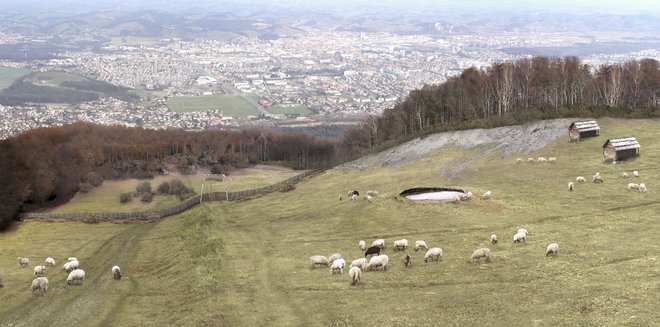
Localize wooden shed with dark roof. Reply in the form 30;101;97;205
602;137;640;161
569;120;600;142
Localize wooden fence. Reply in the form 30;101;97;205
20;170;322;222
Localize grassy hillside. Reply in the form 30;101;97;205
0;67;31;89
1;118;659;326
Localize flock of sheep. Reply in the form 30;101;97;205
6;256;122;294
309;227;559;286
568;170;646;193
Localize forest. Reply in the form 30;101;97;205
0;56;658;230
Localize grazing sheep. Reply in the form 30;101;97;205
490;234;498;244
349;267;362;286
628;183;640;191
63;260;79;273
367;255;389;271
112;266;122;280
309;255;330;268
350;194;358;201
365;195;373;202
358;240;366;251
67;269;86;285
329;258;346;274
546;243;559;256
364;246;381;258
366;190;379;197
31;277;49;293
45;257;55;267
414;240;429;252
34;265;46;277
592;174;604;183
393;239;408;251
639;183;647;192
538;157;547;163
401;253;412;267
349;258;368;270
633;170;639;178
482;191;492;199
450;195;461;203
517;229;528;237
576;176;586;183
471;248;491;262
328;253;343;264
347;190;359;197
17;257;29;267
622;172;629;178
568;181;574;191
67;257;77;262
424;247;443;262
372;239;385;249
516;158;522;164
548;157;557;163
527;158;535;163
513;231;527;243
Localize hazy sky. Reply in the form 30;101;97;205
1;0;659;15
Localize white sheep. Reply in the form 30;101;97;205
633;170;639;178
401;253;412;267
516;158;522;164
17;257;29;267
548;157;557;163
576;176;586;183
309;255;329;268
546;243;559;256
329;258;346;274
67;269;85;285
112;266;122;280
622;172;629;178
482;191;492;200
414;240;429;251
527;158;535;163
450;194;461;203
366;255;389;271
358;240;366;251
365;195;373;202
328;253;343;264
490;234;498;244
592;174;603;183
459;192;473;201
639;183;647;192
538;157;547;163
517;228;528;235
45;257;55;267
393;239;408;251
471;248;491;262
513;231;526;243
568;181;574;191
349;258;368;270
63;260;79;273
424;247;443;262
372;239;385;249
628;183;640;191
67;257;77;262
31;277;49;293
34;265;46;277
349;266;362;286
366;190;379;197
350;194;358;201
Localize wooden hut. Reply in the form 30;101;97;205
602;137;640;161
569;121;600;142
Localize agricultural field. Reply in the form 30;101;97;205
27;71;86;87
267;105;312;116
0;67;31;89
167;95;259;117
1;118;659;326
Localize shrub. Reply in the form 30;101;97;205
85;171;104;187
136;181;152;194
279;180;296;192
157;181;170;194
119;192;132;203
78;182;92;193
141;192;154;203
168;179;186;195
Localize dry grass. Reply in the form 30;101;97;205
1;118;659;326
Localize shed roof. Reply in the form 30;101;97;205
602;137;640;151
570;120;600;132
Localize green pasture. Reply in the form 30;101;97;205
267;105;311;116
0;67;30;89
2;118;659;326
167;95;259;117
27;71;86;87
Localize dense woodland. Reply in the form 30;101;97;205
1;56;659;229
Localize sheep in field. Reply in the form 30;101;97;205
568;181;574;191
513;232;526;243
548;157;557;163
592;174;604;183
350;258;368;270
482;191;492;200
67;269;85;285
628;183;640;191
365;195;373;202
490;234;498;244
623;172;629;179
366;190;379;197
112;266;122;280
372;239;385;249
527;158;535;163
576;176;586;183
516;158;522;164
401;253;412;267
350;194;358;201
358;240;366;251
63;260;79;273
309;255;329;268
538;157;547;163
45;257;55;267
31;277;49;293
347;190;359;197
18;257;29;267
424;247;443;262
349;267;362;286
393;239;408;251
546;243;559;256
328;253;343;264
329;258;346;274
414;240;429;251
639;183;647;192
633;170;639;178
67;257;77;262
364;246;381;258
471;248;491;262
367;255;389;271
517;228;528;235
34;265;46;277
